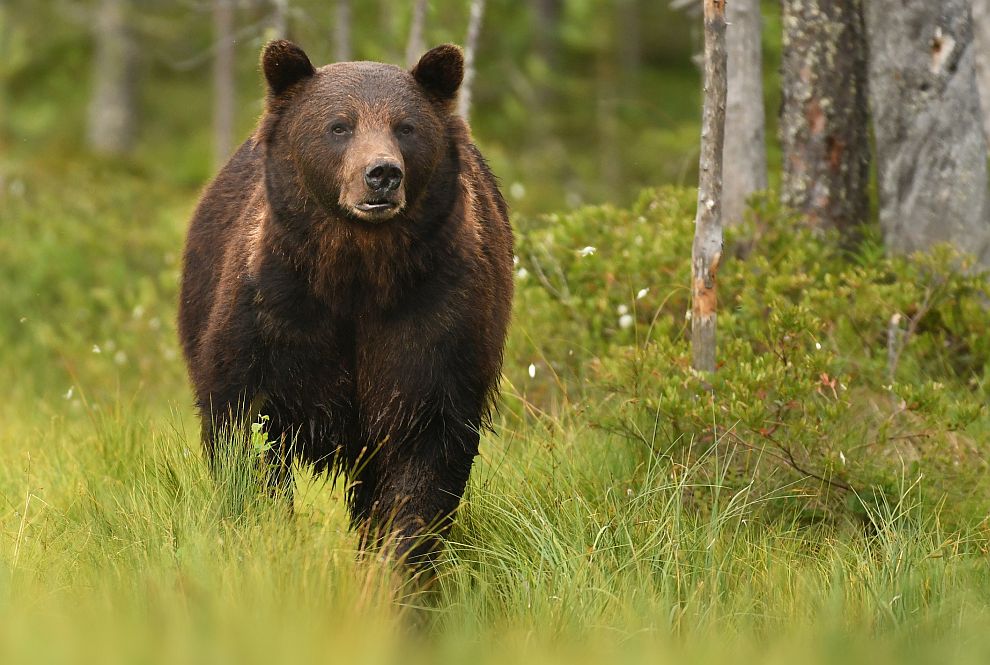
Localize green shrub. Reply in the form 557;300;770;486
512;189;990;526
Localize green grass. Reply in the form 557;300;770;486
2;162;990;663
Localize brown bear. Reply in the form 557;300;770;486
178;40;513;568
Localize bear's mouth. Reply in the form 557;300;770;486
354;201;397;213
351;198;404;221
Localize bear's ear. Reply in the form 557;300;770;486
411;44;464;102
261;40;315;97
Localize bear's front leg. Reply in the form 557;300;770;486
350;361;489;571
359;414;479;569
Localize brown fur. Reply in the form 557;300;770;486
178;41;513;567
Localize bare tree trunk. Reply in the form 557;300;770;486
691;0;727;373
405;0;427;67
779;0;869;233
458;0;486;121
333;0;351;61
866;0;990;265
723;0;766;226
972;0;990;143
212;0;235;171
271;0;288;39
617;0;642;80
87;0;138;156
533;0;561;70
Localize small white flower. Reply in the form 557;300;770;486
839;451;847;465
513;255;519;266
92;345;101;354
528;363;536;378
132;305;145;319
619;314;634;330
64;387;74;400
516;267;529;280
579;246;596;257
636;288;649;300
617;304;629;316
114;350;127;365
509;182;526;200
815;342;822;350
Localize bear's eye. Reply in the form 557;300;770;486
330;123;350;136
397;124;415;137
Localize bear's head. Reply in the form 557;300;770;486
258;40;464;224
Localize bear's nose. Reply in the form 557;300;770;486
364;160;404;193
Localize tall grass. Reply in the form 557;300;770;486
0;389;988;664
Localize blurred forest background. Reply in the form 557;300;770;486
0;0;774;213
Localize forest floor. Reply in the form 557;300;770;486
2;160;990;664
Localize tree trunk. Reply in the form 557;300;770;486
722;0;766;226
271;0;288;39
212;0;235;171
334;0;351;61
691;0;727;373
405;0;427;67
617;0;642;80
532;0;561;70
458;0;486;121
779;0;869;233
866;0;990;265
87;0;138;157
971;0;990;143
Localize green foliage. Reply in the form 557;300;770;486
0;163;188;403
512;189;990;525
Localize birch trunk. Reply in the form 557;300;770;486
691;0;727;373
779;0;869;233
723;0;766;226
334;0;351;62
212;0;235;171
271;0;288;39
405;0;427;67
87;0;138;156
458;0;486;121
866;0;990;265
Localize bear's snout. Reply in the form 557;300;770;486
352;156;405;219
340;134;408;221
364;160;403;193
